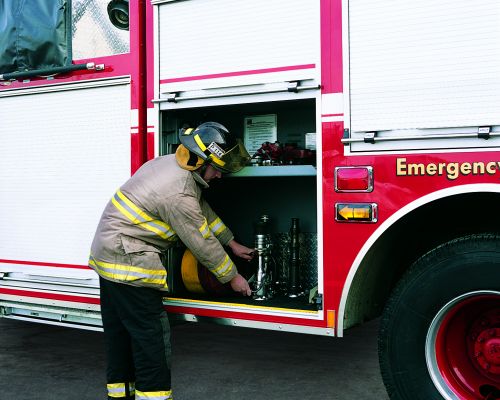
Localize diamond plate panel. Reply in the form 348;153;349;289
72;0;129;60
273;232;318;293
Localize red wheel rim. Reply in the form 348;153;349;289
426;292;500;399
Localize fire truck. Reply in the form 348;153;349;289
1;1;500;399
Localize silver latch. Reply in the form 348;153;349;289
363;132;377;144
166;93;178;103
287;81;299;93
0;306;10;316
478;126;491;139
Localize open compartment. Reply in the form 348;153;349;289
160;99;320;313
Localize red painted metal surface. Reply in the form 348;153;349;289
0;53;130;90
0;259;89;270
0;288;100;305
165;305;326;328
317;0;500;335
321;0;343;94
159;64;316;84
132;0;148;172
2;0;500;335
145;0;156;161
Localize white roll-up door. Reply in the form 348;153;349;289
157;0;320;95
348;0;500;134
0;79;131;282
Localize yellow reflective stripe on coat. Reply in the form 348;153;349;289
209;217;226;236
89;255;168;288
212;254;234;278
135;389;173;400
198;219;211;239
111;190;177;241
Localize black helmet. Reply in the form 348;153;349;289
178;122;250;173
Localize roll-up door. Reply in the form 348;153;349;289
347;0;500;151
0;79;131;286
155;0;320;108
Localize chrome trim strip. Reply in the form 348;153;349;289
151;0;183;4
164;297;321;320
0;76;131;98
0;293;100;312
171;313;334;337
1;315;103;331
342;131;500;144
2;277;98;289
153;84;320;103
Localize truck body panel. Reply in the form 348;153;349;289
1;1;500;396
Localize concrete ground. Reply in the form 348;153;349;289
0;317;389;400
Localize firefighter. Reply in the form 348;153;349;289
89;122;254;400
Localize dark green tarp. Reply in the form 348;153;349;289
0;0;71;74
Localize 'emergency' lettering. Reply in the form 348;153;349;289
396;158;500;180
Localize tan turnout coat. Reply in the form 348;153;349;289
89;154;236;291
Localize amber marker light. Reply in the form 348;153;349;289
327;310;336;328
335;203;378;223
334;166;373;192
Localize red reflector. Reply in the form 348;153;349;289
335;167;373;192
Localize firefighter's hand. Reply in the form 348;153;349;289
228;240;255;261
230;273;252;296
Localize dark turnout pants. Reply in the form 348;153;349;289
100;278;172;400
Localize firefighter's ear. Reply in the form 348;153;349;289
175;145;204;171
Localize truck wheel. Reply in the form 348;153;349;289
379;234;500;400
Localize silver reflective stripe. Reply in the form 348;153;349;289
199;219;211;239
213;255;234;278
89;255;168;288
135;390;173;400
209;218;226;236
93;259;166;281
107;383;126;397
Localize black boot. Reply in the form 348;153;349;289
108;397;134;400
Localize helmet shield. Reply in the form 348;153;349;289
213;139;250;173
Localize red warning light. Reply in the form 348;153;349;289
335;166;373;192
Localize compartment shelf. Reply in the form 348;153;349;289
229;165;316;178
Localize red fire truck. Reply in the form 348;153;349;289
1;1;500;399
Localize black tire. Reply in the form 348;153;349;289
378;234;500;400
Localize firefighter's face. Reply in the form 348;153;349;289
203;164;222;182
